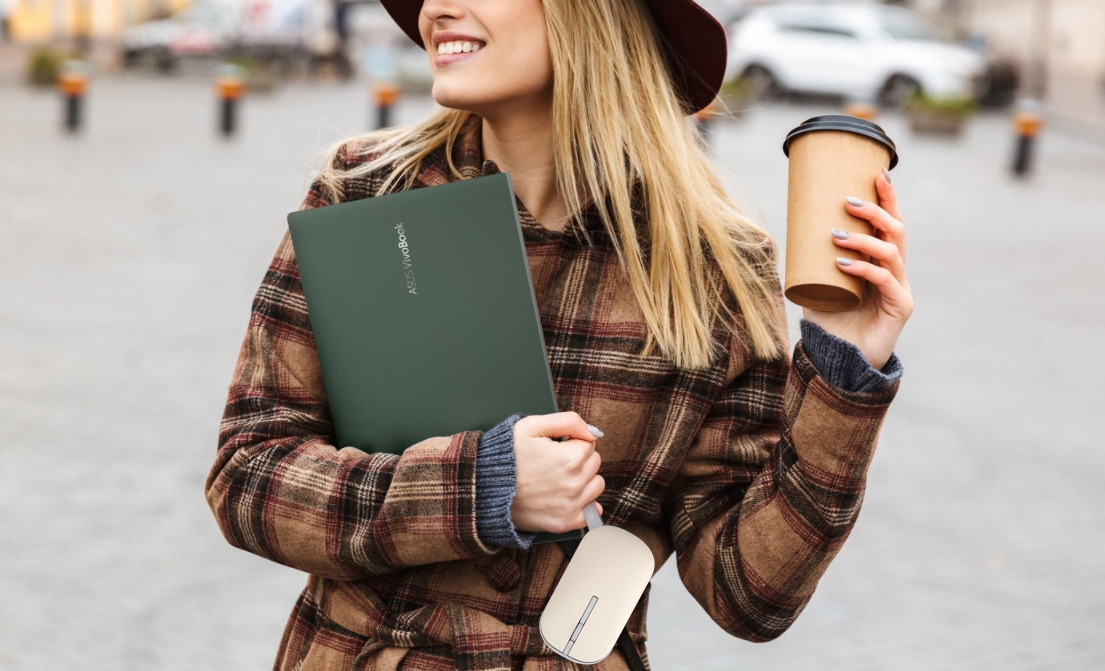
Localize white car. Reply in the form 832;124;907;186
725;2;987;106
121;0;235;72
121;0;319;74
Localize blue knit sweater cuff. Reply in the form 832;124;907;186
799;319;904;393
475;412;537;550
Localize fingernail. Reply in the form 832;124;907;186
882;168;892;184
588;424;604;438
846;196;864;207
831;228;850;239
837;257;854;266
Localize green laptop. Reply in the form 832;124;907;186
287;172;582;544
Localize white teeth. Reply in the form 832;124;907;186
437;40;483;56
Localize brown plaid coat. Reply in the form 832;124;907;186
206;117;902;671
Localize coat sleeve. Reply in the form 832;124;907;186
205;166;500;581
665;247;902;642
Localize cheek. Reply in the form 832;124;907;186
500;39;553;89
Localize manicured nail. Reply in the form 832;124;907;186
846;196;864;207
588;424;604;438
882;168;892;184
831;228;850;239
837;257;854;266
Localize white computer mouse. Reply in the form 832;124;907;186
539;524;654;665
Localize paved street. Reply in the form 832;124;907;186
2;72;1103;670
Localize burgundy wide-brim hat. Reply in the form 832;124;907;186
379;0;728;115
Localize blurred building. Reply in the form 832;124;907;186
910;0;1105;122
7;0;191;43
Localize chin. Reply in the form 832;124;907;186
430;83;475;112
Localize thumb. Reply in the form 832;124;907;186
534;412;600;442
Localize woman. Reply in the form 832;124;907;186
206;0;913;669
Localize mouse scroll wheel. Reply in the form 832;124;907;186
563;595;599;655
576;595;599;633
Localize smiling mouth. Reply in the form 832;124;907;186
435;40;485;57
434;49;483;67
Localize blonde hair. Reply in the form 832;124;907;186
308;0;788;371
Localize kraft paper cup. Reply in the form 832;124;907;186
782;115;898;312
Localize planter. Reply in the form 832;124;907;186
716;78;755;121
223;58;280;94
907;93;977;137
908;108;970;136
245;67;278;94
27;47;73;87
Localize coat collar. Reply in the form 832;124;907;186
414;115;619;247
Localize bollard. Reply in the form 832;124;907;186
693;98;720;147
374;82;401;130
215;64;247;138
1012;99;1044;177
57;60;90;133
843;99;878;122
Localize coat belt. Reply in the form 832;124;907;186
309;576;553;670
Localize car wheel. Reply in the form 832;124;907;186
880;75;922;110
741;64;779;102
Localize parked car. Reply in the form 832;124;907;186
121;0;321;75
121;0;234;72
725;2;988;107
962;30;1022;108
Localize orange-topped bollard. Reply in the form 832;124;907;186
374;81;401;129
843;101;878;122
843;92;879;122
57;60;91;133
1012;98;1044;177
215;63;247;137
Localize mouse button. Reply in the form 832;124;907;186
537;620;566;656
539;587;585;650
564;603;622;665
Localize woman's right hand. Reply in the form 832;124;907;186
511;412;605;534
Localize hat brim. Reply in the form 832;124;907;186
379;0;727;115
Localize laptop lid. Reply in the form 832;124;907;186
286;172;560;456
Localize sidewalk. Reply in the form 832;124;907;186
3;78;1105;670
1044;72;1105;143
0;40;24;85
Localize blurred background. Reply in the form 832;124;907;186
2;0;1103;668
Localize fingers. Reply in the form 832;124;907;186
845;195;905;241
513;410;608;532
582;449;602;479
561;439;601;475
845;194;907;265
523;411;600;443
570;480;605;530
580;473;605;508
876;169;903;222
569;499;604;531
835;257;914;315
831;227;907;287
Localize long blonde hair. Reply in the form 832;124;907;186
308;0;788;371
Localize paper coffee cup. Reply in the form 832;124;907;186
782;115;898;312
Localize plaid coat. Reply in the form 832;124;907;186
206;117;902;671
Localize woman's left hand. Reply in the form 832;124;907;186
801;170;914;371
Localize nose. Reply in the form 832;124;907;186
421;0;466;24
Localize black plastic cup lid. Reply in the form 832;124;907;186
783;114;899;170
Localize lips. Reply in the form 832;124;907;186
431;31;486;48
433;42;484;67
434;49;482;67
